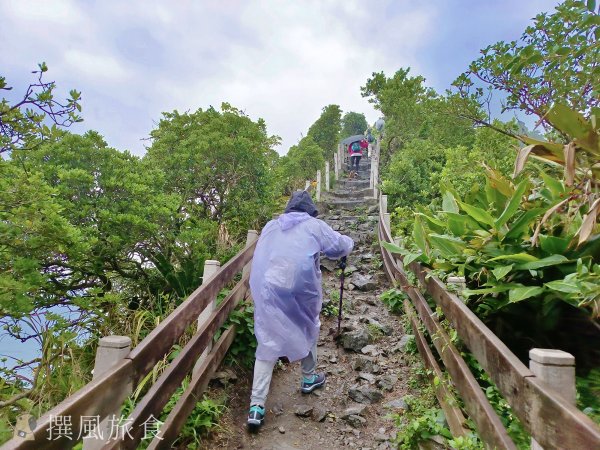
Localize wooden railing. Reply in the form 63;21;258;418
377;195;600;449
2;233;259;450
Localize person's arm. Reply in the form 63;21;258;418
317;220;354;259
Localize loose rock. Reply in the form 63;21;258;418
352;274;377;291
341;329;370;352
294;404;313;417
348;385;383;404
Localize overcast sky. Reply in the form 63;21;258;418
1;0;558;156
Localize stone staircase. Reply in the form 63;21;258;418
211;155;418;450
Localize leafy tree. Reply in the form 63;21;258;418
145;103;280;241
341;111;368;137
381;139;446;210
439;122;518;200
306;104;342;159
362;68;474;168
278;136;325;194
0;63;82;154
452;0;600;135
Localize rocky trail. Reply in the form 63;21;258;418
205;158;420;450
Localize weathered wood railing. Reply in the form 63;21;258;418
378;194;600;449
2;232;259;450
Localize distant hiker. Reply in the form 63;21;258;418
348;140;363;173
247;191;354;429
366;129;374;144
375;117;385;137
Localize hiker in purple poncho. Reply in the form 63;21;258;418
247;191;354;429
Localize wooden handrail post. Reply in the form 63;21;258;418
83;336;132;450
530;349;576;450
316;170;321;201
242;230;259;281
325;161;330;192
193;260;221;376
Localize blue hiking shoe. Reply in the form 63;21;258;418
247;404;265;429
301;372;326;394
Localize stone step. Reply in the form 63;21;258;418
327;197;377;209
336;179;370;189
325;188;374;199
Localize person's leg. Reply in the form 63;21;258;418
300;342;326;393
250;359;277;406
355;155;361;171
300;342;317;377
248;358;277;427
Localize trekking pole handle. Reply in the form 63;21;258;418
339;256;347;270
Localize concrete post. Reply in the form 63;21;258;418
316;170;321;201
373;158;379;199
381;194;388;213
305;180;310;191
325;161;330;191
193;260;221;376
370;161;374;189
84;336;132;450
384;212;391;232
334;158;339;180
530;348;576;450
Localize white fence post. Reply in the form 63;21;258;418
316;170;321;201
530;349;576;450
325;161;330;192
305;180;310;191
334;157;339;181
84;336;132;450
193;259;221;376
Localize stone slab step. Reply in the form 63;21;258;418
327;198;377;208
336;177;371;187
325;188;374;199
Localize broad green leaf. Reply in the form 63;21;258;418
416;212;445;231
546;103;594;141
587;0;596;12
463;284;514;296
489;253;539;263
429;234;466;258
381;240;404;255
509;286;545;303
515;254;568;270
504;208;545;241
545;279;580;293
485;166;514;197
442;191;459;213
404;252;424;265
457;200;495;227
413;216;428;255
492;265;513;280
495;179;528;228
539;235;570;254
539;171;565;197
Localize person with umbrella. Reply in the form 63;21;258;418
247;191;354;429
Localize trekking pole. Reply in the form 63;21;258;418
336;256;347;338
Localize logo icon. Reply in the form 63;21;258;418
14;414;36;441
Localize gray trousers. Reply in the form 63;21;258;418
250;343;317;406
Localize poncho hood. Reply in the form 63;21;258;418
278;212;312;230
284;191;318;217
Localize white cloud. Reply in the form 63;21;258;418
63;49;133;82
1;0;437;155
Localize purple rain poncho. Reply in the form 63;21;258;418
250;195;354;362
